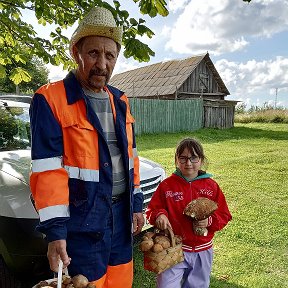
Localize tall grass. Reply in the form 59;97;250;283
235;108;288;123
133;123;288;288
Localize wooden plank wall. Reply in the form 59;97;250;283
178;60;220;94
204;105;235;129
129;98;203;135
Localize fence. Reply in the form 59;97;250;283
129;98;203;135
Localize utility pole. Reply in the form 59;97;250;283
275;88;278;108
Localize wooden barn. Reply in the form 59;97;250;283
110;52;238;129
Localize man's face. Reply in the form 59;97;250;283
73;36;118;92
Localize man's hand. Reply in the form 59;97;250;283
133;212;145;235
47;240;71;272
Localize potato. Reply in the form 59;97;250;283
143;231;155;239
154;235;170;244
36;281;49;288
72;274;89;288
161;240;171;249
49;281;57;288
142;236;149;241
152;243;164;253
62;275;72;285
154;235;171;249
139;239;154;252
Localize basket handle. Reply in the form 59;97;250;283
166;226;176;247
153;226;177;247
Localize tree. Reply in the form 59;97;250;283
0;0;251;86
0;51;49;94
0;0;169;85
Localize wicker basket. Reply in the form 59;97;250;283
143;226;184;274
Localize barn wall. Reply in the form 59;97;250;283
178;60;223;98
129;98;203;135
203;101;235;129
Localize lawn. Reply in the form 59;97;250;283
132;123;288;288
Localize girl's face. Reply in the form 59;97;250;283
176;147;202;180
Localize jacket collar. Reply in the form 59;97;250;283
63;71;85;104
173;168;212;183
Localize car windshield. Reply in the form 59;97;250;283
0;101;30;151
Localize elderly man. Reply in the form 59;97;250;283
29;7;144;287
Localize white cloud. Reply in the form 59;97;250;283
165;0;288;56
168;0;190;12
215;56;288;107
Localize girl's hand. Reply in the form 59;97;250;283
155;214;171;230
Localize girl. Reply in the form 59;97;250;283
146;138;232;288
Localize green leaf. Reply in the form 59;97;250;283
38;17;47;25
123;38;154;62
4;33;15;46
130;18;138;26
9;67;32;85
14;54;27;64
0;65;6;78
138;24;154;38
113;1;120;9
155;0;169;17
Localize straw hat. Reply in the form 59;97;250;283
69;7;123;56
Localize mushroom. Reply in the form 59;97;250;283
72;275;89;288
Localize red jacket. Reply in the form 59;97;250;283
146;170;232;252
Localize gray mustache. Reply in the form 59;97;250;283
90;69;107;77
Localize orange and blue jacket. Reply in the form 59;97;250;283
29;72;143;242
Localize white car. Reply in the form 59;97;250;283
0;96;165;286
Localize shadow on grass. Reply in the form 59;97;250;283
137;125;288;152
210;276;246;288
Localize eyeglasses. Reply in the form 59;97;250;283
178;156;200;164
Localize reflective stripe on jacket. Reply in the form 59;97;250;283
29;71;143;241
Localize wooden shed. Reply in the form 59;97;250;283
110;52;238;129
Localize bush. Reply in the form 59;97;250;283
235;108;288;123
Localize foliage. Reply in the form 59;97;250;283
235;102;247;114
0;0;169;86
0;51;48;94
133;123;288;287
0;107;30;150
235;108;288;124
0;0;252;86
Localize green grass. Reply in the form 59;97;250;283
133;123;288;288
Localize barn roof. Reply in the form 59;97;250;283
110;52;230;97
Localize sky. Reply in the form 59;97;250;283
27;0;288;109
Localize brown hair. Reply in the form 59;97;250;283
175;138;207;167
